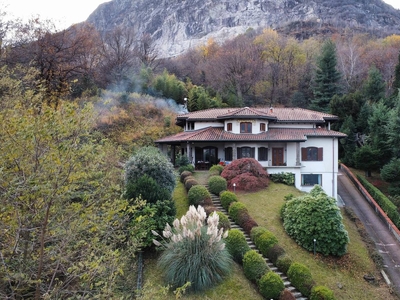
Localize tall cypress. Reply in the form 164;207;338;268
310;39;341;113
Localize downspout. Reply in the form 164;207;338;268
332;137;335;198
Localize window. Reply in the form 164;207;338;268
237;147;255;159
187;122;194;130
227;123;232;131
258;147;268;161
301;174;322;186
225;147;233;161
260;123;266;132
301;147;323;161
240;122;252;133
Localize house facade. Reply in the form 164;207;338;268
156;107;346;198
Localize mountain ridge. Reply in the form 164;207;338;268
86;0;400;58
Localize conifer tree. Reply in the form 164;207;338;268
392;51;400;98
310;39;341;113
363;65;386;102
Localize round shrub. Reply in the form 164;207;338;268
188;185;211;206
228;202;248;224
208;175;227;195
178;164;194;174
125;146;176;193
243;250;269;283
209;164;224;175
250;226;268;242
287;262;315;297
220;191;238;210
224;228;251;263
258;271;285;299
254;230;278;257
216;211;231;232
276;255;293;274
221;158;269;192
184;178;198;192
279;289;296;300
281;185;349;256
124;174;171;204
310;286;336;300
180;170;193;183
267;244;286;264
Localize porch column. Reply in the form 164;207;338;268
296;142;301;166
233;143;237;160
186;142;192;163
171;145;176;166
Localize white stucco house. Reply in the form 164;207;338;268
156;107;346;198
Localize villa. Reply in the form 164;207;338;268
156;107;346;198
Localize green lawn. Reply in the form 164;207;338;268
142;172;396;299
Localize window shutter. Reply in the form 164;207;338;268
318;148;323;161
251;147;255;158
301;147;307;161
237;147;242;159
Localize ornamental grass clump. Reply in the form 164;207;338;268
153;206;233;292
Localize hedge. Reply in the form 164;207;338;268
208;175;227;195
187;185;210;206
310;285;336;300
220;191;238;210
228;202;248;224
224;229;250;263
254;230;278;257
258;271;285;299
357;174;400;229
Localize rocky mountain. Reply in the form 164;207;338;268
87;0;400;58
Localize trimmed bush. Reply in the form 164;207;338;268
225;229;251;263
287;262;315;297
276;255;293;274
250;226;268;242
178;164;194;174
209;164;224;175
188;185;211;206
208;175;227;195
216;211;231;232
221;158;269;192
267;244;286;264
236;210;258;234
175;153;191;167
254;230;278;257
243;250;269;283
180;170;193;183
270;172;295;186
220;191;238;210
310;286;336;300
228;202;248;224
258;271;285;299
184;178;198;192
279;289;296;300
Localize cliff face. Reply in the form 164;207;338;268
87;0;400;58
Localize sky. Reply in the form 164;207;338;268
2;0;109;29
2;0;400;30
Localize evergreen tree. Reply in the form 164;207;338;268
368;101;392;166
363;65;386;102
339;116;357;166
386;93;400;158
310;39;341;113
356;101;372;134
392;51;400;98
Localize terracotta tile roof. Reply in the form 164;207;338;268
156;127;347;143
176;107;338;123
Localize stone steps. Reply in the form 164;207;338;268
206;186;307;300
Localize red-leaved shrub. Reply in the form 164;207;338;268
221;158;269;192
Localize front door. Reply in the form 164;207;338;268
272;148;284;166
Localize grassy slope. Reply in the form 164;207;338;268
238;181;396;300
143;172;395;299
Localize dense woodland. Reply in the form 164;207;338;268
1;10;400;298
